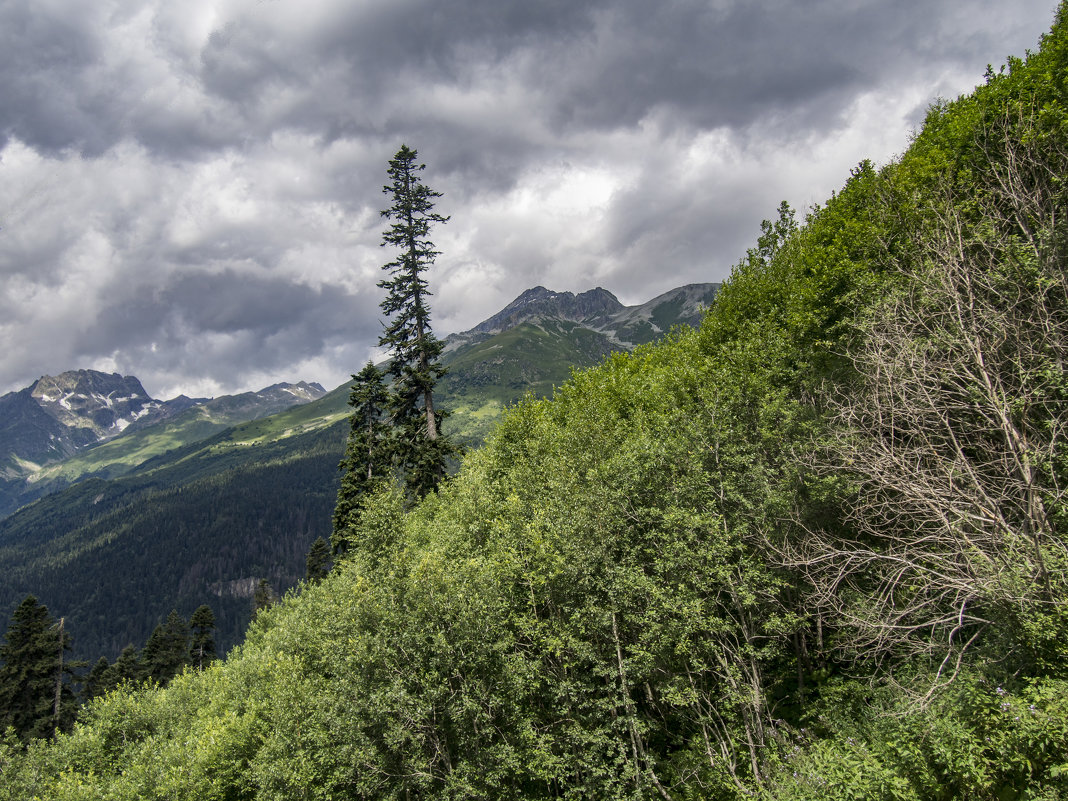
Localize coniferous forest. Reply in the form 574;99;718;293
3;8;1068;799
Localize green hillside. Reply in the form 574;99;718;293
441;320;625;442
6;14;1068;793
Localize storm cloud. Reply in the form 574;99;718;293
0;0;1057;398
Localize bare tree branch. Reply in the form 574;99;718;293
788;106;1068;685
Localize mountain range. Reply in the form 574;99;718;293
0;374;326;518
441;283;716;440
446;283;713;348
0;282;717;660
0;371;198;475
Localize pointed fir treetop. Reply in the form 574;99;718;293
141;609;190;685
380;144;450;248
85;656;111;701
305;536;332;583
348;361;390;430
109;644;143;687
254;579;277;616
188;604;217;671
377;144;449;371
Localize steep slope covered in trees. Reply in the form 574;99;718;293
4;7;1068;798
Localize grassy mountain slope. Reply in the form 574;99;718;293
441;320;624;442
6;8;1068;798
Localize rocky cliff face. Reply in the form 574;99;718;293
603;283;720;346
29;371;161;442
0;388;72;475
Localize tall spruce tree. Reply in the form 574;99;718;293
378;144;455;497
0;596;77;741
332;360;391;554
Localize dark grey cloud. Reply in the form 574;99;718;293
0;1;1025;161
60;269;380;398
0;0;1059;397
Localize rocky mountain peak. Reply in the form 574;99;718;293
469;285;624;335
30;370;151;407
28;370;160;440
259;381;327;401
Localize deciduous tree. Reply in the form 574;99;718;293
794;106;1068;686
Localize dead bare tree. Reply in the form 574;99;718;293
788;106;1068;690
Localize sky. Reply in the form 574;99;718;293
0;0;1059;399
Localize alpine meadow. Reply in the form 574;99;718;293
5;7;1068;800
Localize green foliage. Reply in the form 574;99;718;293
762;676;1068;800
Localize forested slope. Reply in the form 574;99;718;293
4;6;1068;798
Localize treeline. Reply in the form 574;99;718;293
3;6;1068;799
